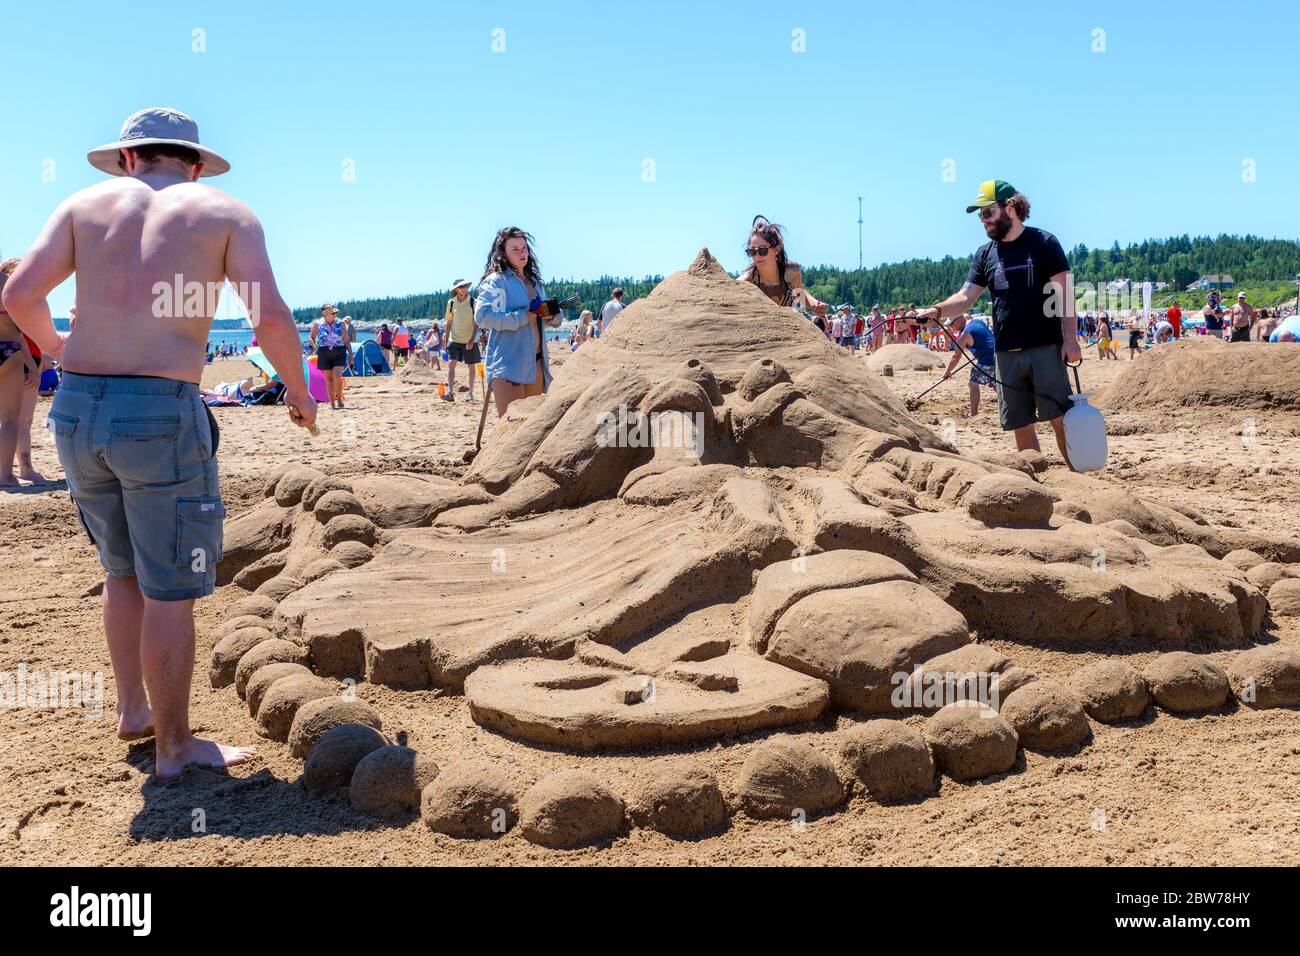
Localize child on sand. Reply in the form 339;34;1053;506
1097;316;1117;359
0;258;47;488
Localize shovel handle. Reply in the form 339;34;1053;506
288;404;320;437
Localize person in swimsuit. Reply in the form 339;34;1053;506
310;304;352;409
475;227;562;418
0;259;45;488
575;309;594;347
737;216;827;317
1127;314;1143;358
376;323;394;363
1229;293;1255;342
1097;317;1116;359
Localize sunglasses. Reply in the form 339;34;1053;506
745;245;773;257
978;204;1002;221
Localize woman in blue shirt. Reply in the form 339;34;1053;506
474;227;562;417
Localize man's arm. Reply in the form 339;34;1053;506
224;205;315;427
920;282;985;323
788;266;827;316
2;200;76;358
942;331;975;378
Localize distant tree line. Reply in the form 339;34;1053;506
291;235;1300;323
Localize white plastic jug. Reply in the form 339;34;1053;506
1063;392;1108;472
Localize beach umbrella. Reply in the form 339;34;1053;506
246;345;327;398
244;348;305;385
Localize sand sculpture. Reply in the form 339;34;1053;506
209;251;1300;845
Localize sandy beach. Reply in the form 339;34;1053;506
3;324;1299;867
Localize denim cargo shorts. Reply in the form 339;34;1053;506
49;372;225;601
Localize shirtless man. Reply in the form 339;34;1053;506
2;108;316;778
1229;292;1255;342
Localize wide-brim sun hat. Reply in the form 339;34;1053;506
452;278;472;291
88;107;231;178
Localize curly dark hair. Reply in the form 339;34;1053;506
482;226;543;287
1006;193;1031;221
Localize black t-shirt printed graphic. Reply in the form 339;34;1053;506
967;227;1071;351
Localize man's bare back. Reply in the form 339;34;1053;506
2;108;315;779
50;176;261;383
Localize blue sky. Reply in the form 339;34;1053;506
2;0;1297;316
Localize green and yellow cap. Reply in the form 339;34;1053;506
966;179;1017;213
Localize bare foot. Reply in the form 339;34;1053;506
154;736;257;779
117;704;155;741
18;466;48;484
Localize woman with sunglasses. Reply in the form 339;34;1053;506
475;226;562;418
738;216;827;317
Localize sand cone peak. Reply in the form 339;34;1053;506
687;247;729;280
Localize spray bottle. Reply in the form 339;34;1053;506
1062;364;1108;472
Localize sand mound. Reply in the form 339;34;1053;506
396;359;442;385
866;344;947;374
1100;338;1300;411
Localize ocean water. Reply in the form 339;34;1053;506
52;320;570;353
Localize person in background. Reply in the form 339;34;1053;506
738;216;828;316
1097;314;1117;359
443;278;480;403
309;304;352;410
376;322;394;363
830;309;844;346
0;258;45;487
1203;290;1225;340
598;287;625;335
575;309;594;347
869;304;885;351
853;309;866;351
415;323;442;370
1166;298;1182;339
392;319;410;364
939;313;996;417
1257;308;1278;341
1127;313;1143;359
475;227;561;418
1229;292;1254;342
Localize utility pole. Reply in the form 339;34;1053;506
857;196;863;271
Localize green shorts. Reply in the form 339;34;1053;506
49;373;226;601
994;345;1073;431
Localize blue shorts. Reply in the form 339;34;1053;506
970;363;995;387
50;373;225;601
